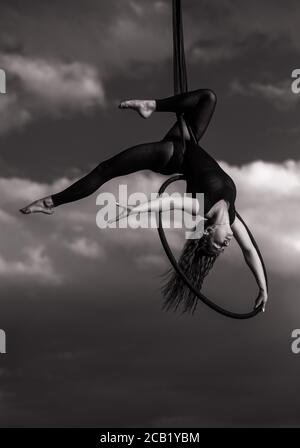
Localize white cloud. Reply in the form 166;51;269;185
231;79;299;110
224;159;300;195
221;159;300;276
0;176;70;202
0;93;31;133
2;55;105;108
0;54;105;134
135;254;166;270
65;237;105;259
0;245;61;284
0;158;299;285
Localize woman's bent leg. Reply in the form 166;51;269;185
158;89;217;143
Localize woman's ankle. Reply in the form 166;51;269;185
42;196;54;209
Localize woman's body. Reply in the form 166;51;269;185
20;89;268;311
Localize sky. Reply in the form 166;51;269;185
0;0;300;428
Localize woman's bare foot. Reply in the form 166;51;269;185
119;99;156;119
20;197;54;215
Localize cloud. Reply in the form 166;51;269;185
0;245;61;284
134;253;166;270
221;159;300;276
0;176;70;202
0;93;30;134
65;237;105;259
0;176;72;284
190;43;238;64
0;157;299;285
231;79;299;110
1;0;300;140
2;54;105;109
0;209;17;224
1;0;300;90
100;4;173;75
225;158;300;194
0;172;162;284
100;0;300;70
0;53;105;134
0;1;174;79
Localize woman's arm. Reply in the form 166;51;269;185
110;196;206;223
232;216;268;311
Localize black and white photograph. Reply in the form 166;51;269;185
0;0;300;432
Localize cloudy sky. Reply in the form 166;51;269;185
0;0;300;428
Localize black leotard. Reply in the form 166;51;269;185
182;139;236;224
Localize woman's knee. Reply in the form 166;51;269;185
202;89;217;107
193;88;217;106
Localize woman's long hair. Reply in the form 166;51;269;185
162;232;220;314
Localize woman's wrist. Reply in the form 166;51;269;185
259;286;268;296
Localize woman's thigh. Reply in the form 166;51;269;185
158;138;185;175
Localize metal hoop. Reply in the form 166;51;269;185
157;175;266;319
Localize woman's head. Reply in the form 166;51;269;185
201;223;233;256
162;204;234;313
162;220;234;313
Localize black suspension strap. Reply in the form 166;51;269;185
172;0;188;94
157;0;268;319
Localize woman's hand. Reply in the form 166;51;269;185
254;289;268;313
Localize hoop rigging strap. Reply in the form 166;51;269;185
157;0;268;319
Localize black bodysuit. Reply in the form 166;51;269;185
51;89;237;224
183;140;236;225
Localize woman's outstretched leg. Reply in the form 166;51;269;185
20;140;178;214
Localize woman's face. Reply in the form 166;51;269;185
207;225;233;255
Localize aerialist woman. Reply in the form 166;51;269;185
20;89;268;313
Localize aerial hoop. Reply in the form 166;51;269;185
158;175;267;319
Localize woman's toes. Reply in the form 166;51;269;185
119;101;130;109
19;207;31;215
